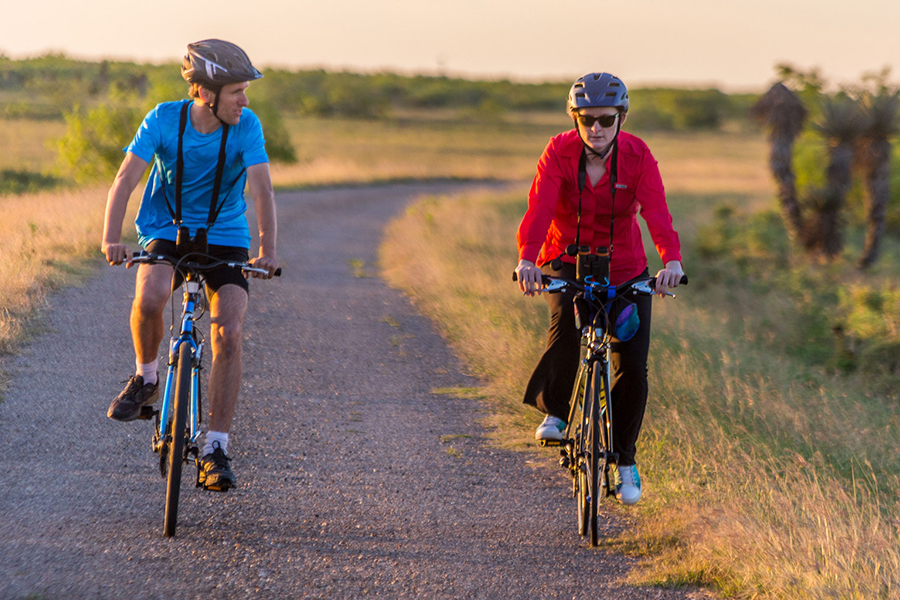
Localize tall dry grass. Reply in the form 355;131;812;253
0;119;65;171
0;185;116;352
379;132;900;598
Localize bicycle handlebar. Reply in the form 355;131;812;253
512;271;687;289
513;271;688;297
130;251;282;277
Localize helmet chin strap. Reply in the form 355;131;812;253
203;85;226;124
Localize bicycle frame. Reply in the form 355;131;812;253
152;274;205;471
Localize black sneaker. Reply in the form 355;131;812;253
199;442;236;492
107;374;159;422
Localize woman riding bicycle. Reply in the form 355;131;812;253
514;72;685;505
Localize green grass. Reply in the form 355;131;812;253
379;132;900;598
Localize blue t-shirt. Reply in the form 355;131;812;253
125;99;269;249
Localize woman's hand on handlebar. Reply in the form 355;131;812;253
516;259;544;297
654;260;685;298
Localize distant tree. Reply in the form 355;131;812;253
751;82;808;243
857;90;900;269
807;95;867;258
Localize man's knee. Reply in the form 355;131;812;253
133;266;172;316
211;319;243;355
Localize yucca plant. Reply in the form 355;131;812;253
808;95;867;258
751;82;808;243
856;91;900;269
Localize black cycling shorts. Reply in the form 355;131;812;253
144;239;250;295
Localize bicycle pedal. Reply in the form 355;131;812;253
539;439;563;447
137;406;158;420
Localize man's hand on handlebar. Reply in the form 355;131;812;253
249;255;279;279
515;259;544;296
654;260;685;298
102;242;134;268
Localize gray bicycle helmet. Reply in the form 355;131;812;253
182;39;262;87
567;72;629;114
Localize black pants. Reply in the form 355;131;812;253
523;263;652;466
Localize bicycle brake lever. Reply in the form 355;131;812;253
545;280;567;293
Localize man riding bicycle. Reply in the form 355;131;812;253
101;39;278;491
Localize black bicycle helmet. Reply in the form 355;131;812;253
567;72;629;114
182;39;262;87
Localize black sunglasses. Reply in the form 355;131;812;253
576;113;618;128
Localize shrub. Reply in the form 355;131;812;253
56;101;143;184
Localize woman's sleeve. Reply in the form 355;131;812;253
636;147;681;265
517;139;564;263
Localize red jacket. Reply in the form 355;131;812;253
517;129;681;285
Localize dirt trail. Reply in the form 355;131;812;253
0;183;705;599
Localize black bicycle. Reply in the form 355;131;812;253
130;251;280;537
517;255;685;547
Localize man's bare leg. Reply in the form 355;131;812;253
206;284;249;434
199;283;248;491
108;263;173;421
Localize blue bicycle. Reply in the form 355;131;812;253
131;251;280;537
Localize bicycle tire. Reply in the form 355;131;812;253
163;343;191;538
587;362;605;548
574;364;591;537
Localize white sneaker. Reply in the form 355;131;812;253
535;415;566;440
614;464;642;505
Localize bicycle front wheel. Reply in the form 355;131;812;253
587;362;607;548
163;343;191;538
573;363;591;537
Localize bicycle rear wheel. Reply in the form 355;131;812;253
163;343;191;538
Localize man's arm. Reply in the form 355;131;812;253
246;162;278;278
102;152;149;266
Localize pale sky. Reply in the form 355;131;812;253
2;0;899;91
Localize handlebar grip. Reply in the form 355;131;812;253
512;272;518;282
680;275;689;285
274;268;282;277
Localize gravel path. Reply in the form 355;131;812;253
0;183;707;600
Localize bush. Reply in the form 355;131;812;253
251;101;297;164
0;169;61;194
56;101;144;184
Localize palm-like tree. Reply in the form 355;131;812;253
857;91;900;269
809;96;867;258
751;83;808;242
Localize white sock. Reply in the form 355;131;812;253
204;431;229;456
136;359;158;385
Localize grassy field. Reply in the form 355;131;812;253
379;132;900;599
